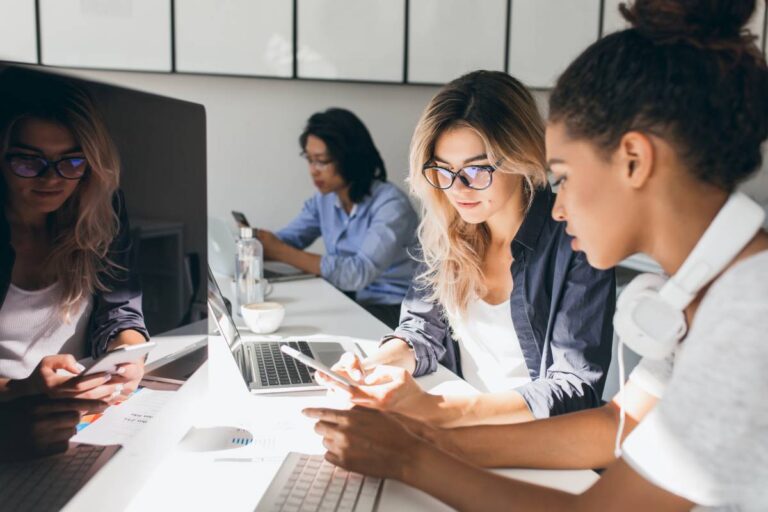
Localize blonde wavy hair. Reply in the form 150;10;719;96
0;72;121;319
409;70;547;316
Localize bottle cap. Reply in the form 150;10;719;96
239;227;254;239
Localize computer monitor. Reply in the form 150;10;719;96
0;63;208;336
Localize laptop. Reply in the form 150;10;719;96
0;443;120;511
208;216;314;283
263;261;316;283
207;266;362;393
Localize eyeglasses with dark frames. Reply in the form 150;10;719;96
299;151;335;171
421;160;501;191
4;154;88;180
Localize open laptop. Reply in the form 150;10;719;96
209;216;314;283
207;266;362;393
263;260;316;283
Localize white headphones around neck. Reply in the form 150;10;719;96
612;192;765;458
614;192;766;360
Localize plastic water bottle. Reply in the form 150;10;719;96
235;227;264;314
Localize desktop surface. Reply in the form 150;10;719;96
64;278;598;511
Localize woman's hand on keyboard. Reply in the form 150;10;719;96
302;406;426;481
0;395;108;461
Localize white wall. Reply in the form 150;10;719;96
60;69;444;237
59;68;768;238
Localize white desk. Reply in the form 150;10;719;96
66;277;598;511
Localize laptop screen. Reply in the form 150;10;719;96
207;267;253;386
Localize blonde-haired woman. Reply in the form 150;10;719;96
0;70;149;453
325;70;615;426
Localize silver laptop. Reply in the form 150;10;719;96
207;267;361;393
263;261;316;283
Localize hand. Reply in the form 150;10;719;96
255;229;284;260
315;364;436;422
329;351;368;383
0;395;108;461
302;406;429;481
103;332;149;403
105;359;145;403
10;354;112;400
389;412;467;460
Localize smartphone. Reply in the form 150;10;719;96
231;210;250;228
280;345;358;389
78;342;157;376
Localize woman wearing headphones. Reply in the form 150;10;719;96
306;0;768;510
0;71;149;458
256;108;419;329
322;71;616;427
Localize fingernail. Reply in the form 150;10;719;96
103;374;112;382
116;367;126;375
75;363;86;373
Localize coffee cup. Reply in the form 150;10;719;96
240;302;285;334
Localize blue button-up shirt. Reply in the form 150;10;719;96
276;181;419;305
393;186;616;418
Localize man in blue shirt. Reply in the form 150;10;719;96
256;108;419;328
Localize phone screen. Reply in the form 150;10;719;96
280;345;357;388
231;211;250;227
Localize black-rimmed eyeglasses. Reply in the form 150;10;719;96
4;154;88;180
422;162;498;190
299;151;334;171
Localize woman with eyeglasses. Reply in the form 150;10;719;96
307;0;768;509
0;70;149;455
322;71;616;427
256;108;419;329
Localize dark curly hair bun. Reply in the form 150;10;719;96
550;0;768;191
622;0;758;46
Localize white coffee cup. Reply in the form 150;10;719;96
240;302;285;334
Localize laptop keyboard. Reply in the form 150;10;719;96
255;453;382;512
250;341;316;387
0;444;112;512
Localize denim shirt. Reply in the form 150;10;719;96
393;186;616;418
276;181;419;306
0;190;149;358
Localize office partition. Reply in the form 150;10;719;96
407;0;507;84
39;0;172;71
175;0;293;78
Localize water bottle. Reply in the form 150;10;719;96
235;227;264;314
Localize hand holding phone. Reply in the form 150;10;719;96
280;345;358;389
78;341;157;376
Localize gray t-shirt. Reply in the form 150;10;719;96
622;251;768;511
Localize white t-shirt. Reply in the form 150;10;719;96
622;251;768;511
0;282;93;379
447;298;531;393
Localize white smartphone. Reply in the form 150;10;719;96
280;345;358;389
79;342;157;376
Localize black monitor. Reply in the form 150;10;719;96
0;63;208;335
